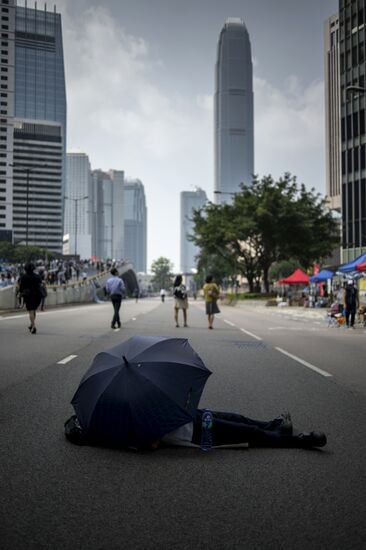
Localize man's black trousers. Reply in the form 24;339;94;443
111;294;122;327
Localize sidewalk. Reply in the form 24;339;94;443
230;299;327;322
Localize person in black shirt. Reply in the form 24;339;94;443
343;280;359;328
18;263;43;334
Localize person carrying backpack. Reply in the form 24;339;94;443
173;274;188;327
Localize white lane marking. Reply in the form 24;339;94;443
240;328;262;341
57;355;78;365
0;314;28;320
275;347;332;378
224;320;235;327
132;317;136;321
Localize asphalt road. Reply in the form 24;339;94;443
1;298;366;550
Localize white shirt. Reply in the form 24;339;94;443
161;422;198;447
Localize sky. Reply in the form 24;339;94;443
22;0;339;271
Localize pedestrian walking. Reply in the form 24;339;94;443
160;288;166;302
105;267;126;329
173;275;188;327
18;262;43;334
133;287;139;303
343;280;359;328
203;274;220;329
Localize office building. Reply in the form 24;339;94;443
91;169;124;260
64;152;92;259
324;13;341;211
339;0;366;261
180;188;207;273
0;0;15;241
3;2;67;252
124;178;147;272
214;18;254;204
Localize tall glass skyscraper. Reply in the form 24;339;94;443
180;188;207;273
10;2;66;252
14;4;66;130
65;152;92;259
124;178;147;272
214;18;254;204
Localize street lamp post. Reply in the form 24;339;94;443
10;163;53;248
64;195;88;256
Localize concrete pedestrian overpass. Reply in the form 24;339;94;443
0;261;139;311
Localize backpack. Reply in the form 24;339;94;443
174;285;187;300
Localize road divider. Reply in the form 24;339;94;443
57;355;78;365
275;347;332;378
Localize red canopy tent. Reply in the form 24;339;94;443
277;268;310;285
356;261;366;272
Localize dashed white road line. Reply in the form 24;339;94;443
224;319;235;327
240;328;262;341
275;347;332;378
57;355;78;365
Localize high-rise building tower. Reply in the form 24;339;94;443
91;169;125;260
180;188;207;273
324;14;341;212
11;2;66;252
339;0;366;261
0;0;15;242
65;152;92;259
124;178;147;272
214;18;254;204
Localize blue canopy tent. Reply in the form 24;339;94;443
309;270;334;283
338;253;366;273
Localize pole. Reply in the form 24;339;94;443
74;199;78;256
25;168;30;247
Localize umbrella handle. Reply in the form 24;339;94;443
123;356;129;365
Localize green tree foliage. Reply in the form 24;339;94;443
0;243;55;263
150;256;174;290
268;259;303;283
191;174;339;292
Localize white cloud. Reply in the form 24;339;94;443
254;75;325;191
61;4;213;269
58;1;325;269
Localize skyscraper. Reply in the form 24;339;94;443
324;14;341;212
91;169;124;260
180;188;207;273
65;152;92;259
0;0;15;242
339;0;366;261
124;178;147;272
214;18;254;204
8;2;66;252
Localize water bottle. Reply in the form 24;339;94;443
200;409;213;452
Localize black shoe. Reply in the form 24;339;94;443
111;324;116;329
28;325;32;332
269;412;293;434
31;327;37;334
297;431;327;448
117;322;121;328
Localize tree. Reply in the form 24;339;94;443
150;257;174;290
191;174;339;293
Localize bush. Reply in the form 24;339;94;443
225;292;276;301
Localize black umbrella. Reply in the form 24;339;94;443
71;336;211;448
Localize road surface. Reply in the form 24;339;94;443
1;298;365;549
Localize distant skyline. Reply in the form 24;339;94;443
20;0;338;270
